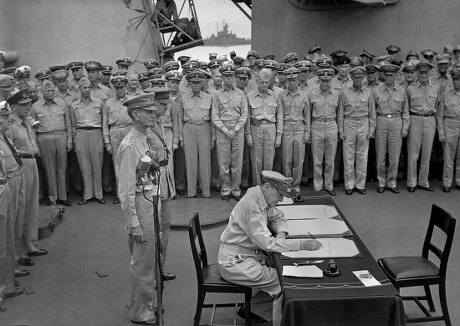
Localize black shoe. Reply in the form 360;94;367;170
4;287;24;299
345;189;353;195
18;258;34;266
222;195;230;201
162;272;176;281
177;189;185;196
333;181;339;187
443;186;451;193
95;197;106;204
78;198;91;205
28;249;48;256
237;305;268;324
47;200;56;206
417;185;434;192
232;194;241;201
187;195;197;198
356;188;366;195
130;317;157;325
456;185;460;190
388;187;399;194
197;189;202;194
301;180;310;187
113;197;120;204
211;186;221;192
325;189;336;196
377;186;385;193
56;199;72;206
408;186;416;192
0;302;6;313
15;269;29;277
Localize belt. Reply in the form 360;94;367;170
77;127;102;130
410;112;435;117
18;153;38;159
444;116;460;121
250;118;275;126
345;116;368;121
377;113;399;118
185;121;208;125
220;243;261;255
313;117;335;122
110;123;131;129
38;130;66;135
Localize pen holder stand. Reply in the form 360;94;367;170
324;258;341;277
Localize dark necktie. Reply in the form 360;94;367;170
3;134;23;166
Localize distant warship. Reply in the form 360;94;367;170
204;21;251;46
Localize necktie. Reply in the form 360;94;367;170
3;134;23;166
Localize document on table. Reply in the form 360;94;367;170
283;265;324;278
281;238;360;259
353;270;382;287
277;205;339;219
286;219;352;238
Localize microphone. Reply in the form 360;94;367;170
137;154;152;175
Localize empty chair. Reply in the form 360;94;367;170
378;204;456;326
188;213;252;326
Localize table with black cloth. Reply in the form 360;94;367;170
274;193;406;326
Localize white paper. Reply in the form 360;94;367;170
281;238;360;258
283;265;324;278
353;270;382;287
277;205;339;219
287;219;351;238
278;196;294;205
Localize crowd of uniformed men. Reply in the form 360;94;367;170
1;42;460;312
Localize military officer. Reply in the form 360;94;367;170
406;51;419;62
294;61;315;94
211;65;248;201
282;52;298;65
179;60;199;93
71;77;106;205
278;68;309;199
179;70;213;198
127;72;144;97
52;70;78;106
117;93;161;325
30;80;72;206
85;61;111;101
338;66;376;195
144;59;159;71
420;49;437;64
437;68;460;192
163;60;180;73
430;54;452;93
34;68;51;88
102;75;132;204
208;66;223;93
67;61;85;92
15;66;31;90
406;61;440;192
360;49;375;65
371;64;410;193
100;65;113;88
274;63;289;89
0;74;14;101
115;56;132;71
245;69;282;185
232;56;245;68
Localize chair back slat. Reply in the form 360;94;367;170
188;213;206;286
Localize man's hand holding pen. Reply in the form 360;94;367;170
300;239;322;250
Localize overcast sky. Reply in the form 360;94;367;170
182;0;251;38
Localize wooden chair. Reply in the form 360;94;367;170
188;213;252;326
378;204;456;326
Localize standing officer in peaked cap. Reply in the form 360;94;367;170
144;59;159;71
100;65;113;88
67;61;85;92
360;49;375;65
116;57;132;71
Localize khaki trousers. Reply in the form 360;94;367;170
75;129;104;200
173;146;186;191
281;121;305;192
250;123;276;185
375;116;402;188
0;184;15;298
407;116;436;188
37;132;67;201
342;118;369;190
216;128;244;196
311;121;338;191
163;128;176;197
7;173;27;260
442;118;460;187
110;126;131;197
22;159;40;253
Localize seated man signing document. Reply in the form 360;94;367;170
218;170;322;325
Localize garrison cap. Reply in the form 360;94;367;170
152;87;172;104
349;66;366;77
453;45;460;54
386;45;401;54
199;61;209;70
294;60;312;71
264;54;276;60
420;49;437;57
282;52;298;64
436;53;451;64
164;61;180;72
405;50;419;61
49;64;67;72
219;64;236;75
349;56;364;67
6;89;32;105
0;74;14;88
335;56;351;66
360;49;375;59
264;59;278;70
233;56;245;64
209;53;217;60
450;68;460;78
185;70;205;82
330;50;348;58
150;78;167;87
112;70;128;77
283;67;300;79
276;63;291;72
365;64;380;73
177;55;191;65
0;101;14;115
235;67;251;79
402;60;419;72
68;61;84;70
15;66;31;77
316;68;336;79
35;68;52;80
1;67;17;76
247;50;260;59
101;65;113;75
164;70;183;81
84;61;102;71
380;64;400;74
207;60;220;69
255;59;265;69
138;72;150;82
261;170;294;198
308;43;322;54
123;93;157;111
110;75;128;87
78;76;91;86
115;57;132;66
50;69;69;81
416;61;434;71
144;59;159;69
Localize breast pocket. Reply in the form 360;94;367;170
427;92;438;107
410;94;423;107
200;103;211;120
267;102;277;115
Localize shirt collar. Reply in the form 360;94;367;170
10;113;23;126
130;126;148;142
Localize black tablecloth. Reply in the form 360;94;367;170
274;194;406;326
